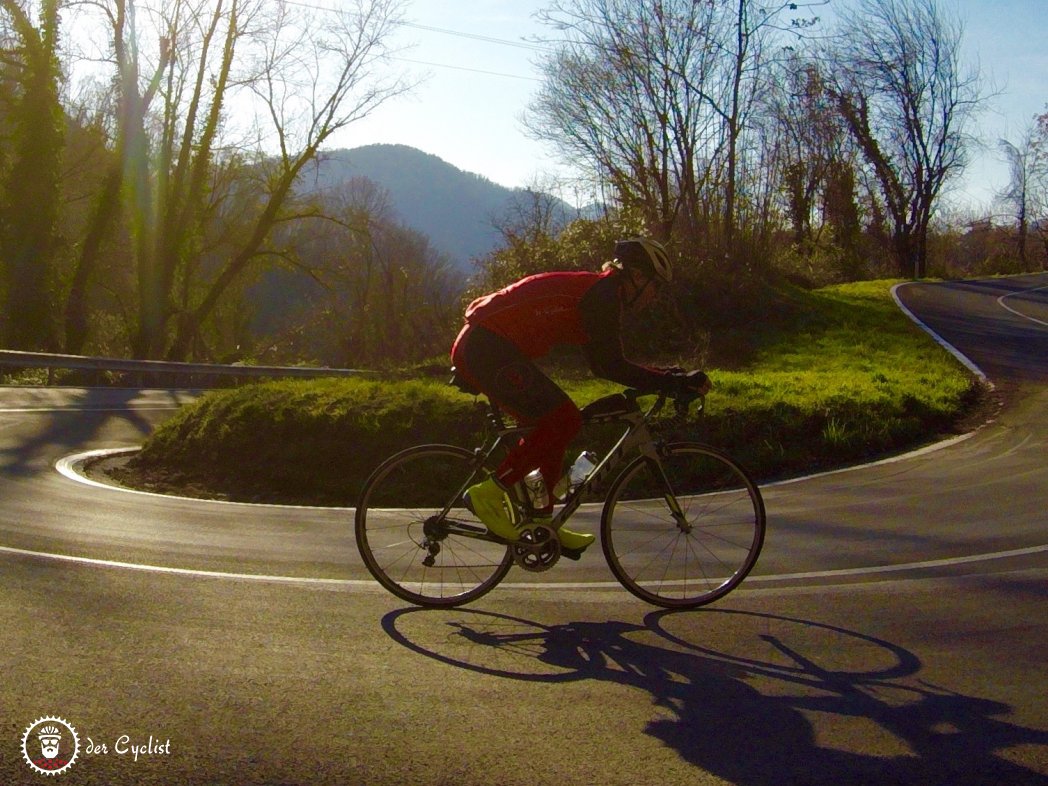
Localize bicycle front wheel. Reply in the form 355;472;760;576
355;444;513;607
601;442;765;608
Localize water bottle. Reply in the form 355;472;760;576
569;451;598;489
524;469;549;509
549;451;599;502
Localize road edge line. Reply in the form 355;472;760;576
890;281;991;384
1;541;1044;590
54;449;353;511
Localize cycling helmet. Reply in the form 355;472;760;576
613;237;672;284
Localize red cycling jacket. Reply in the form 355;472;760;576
464;270;608;357
462;269;675;393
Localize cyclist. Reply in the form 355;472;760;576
451;237;712;558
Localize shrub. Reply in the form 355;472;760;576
132;378;487;505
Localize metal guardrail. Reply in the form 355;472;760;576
0;349;373;386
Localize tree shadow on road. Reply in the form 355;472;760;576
382;607;1048;786
0;387;163;477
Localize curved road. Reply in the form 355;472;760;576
2;275;1046;785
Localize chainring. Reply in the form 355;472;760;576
511;523;561;572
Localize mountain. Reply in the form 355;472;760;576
305;144;575;272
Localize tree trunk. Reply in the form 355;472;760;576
0;0;63;351
64;167;123;354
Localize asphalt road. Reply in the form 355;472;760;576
1;275;1046;785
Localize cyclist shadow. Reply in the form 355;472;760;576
381;607;1048;786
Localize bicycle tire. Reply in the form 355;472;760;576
600;442;765;608
355;444;514;607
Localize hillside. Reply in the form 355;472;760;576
111;281;980;506
306;144;576;272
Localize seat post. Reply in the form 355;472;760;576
450;365;509;432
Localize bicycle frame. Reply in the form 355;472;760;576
357;384;763;608
550;398;667;530
437;391;674;541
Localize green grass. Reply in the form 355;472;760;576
690;281;976;477
124;280;980;505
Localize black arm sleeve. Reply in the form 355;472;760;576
579;276;677;394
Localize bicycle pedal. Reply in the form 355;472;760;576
560;546;585;561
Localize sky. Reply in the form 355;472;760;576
329;0;561;190
327;0;1048;216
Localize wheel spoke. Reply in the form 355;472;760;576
356;446;513;607
601;444;765;608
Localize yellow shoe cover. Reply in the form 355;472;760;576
557;526;595;551
464;478;519;541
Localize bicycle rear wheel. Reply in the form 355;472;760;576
601;442;765;608
355;444;513;607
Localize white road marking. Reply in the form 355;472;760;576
891;282;990;383
54;449;353;510
763;430;978;487
0;544;371;585
997;283;1048;327
0;542;1044;590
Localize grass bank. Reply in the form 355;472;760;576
116;280;983;505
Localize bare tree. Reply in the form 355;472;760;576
823;0;985;278
767;56;845;249
165;0;414;360
710;0;811;258
528;0;823;272
270;176;463;365
1029;109;1048;270
528;0;726;246
764;51;875;280
479;182;575;286
997;129;1040;269
71;0;410;360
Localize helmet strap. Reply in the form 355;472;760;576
621;269;655;309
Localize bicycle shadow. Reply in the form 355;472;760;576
381;607;1048;786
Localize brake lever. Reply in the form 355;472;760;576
673;393;705;419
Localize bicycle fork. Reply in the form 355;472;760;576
552;415;691;534
642;443;692;534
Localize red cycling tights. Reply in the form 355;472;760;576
452;324;583;511
493;400;582;510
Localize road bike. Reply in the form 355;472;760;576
355;372;766;609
